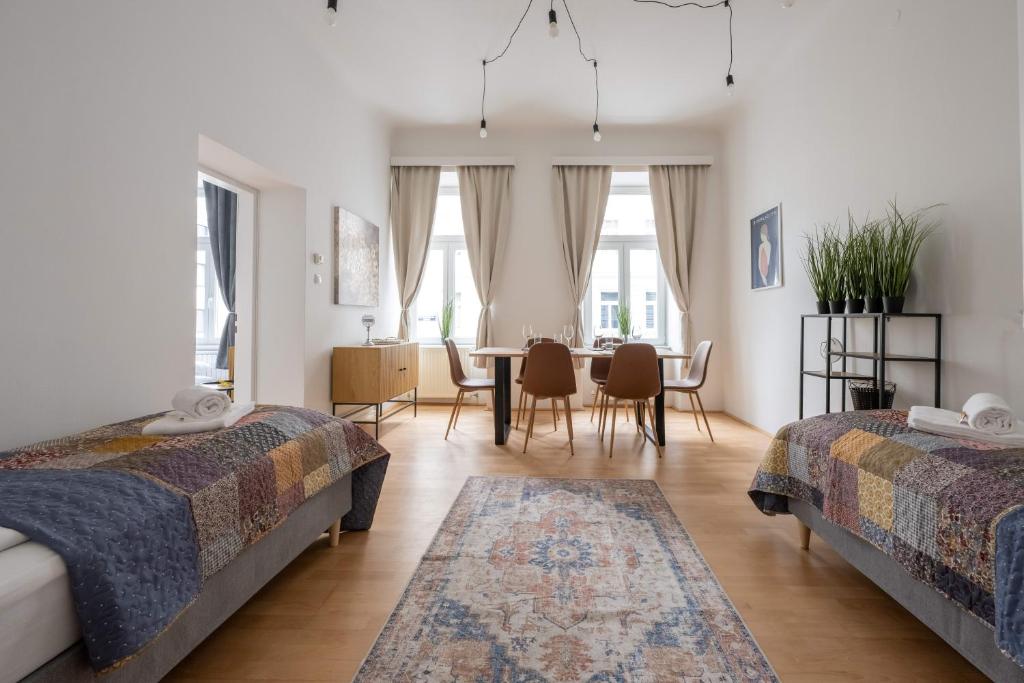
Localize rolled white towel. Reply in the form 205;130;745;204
171;385;231;420
142;402;255;436
961;393;1016;435
909;406;1024;447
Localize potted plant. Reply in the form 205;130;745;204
820;224;847;313
616;305;632;339
801;232;830;314
862;219;885;313
842;214;867;313
878;200;938;314
438;299;455;340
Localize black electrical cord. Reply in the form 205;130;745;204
481;0;536;126
632;0;734;81
559;0;599;127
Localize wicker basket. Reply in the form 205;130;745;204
849;380;896;410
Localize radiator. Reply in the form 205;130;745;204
419;345;489;404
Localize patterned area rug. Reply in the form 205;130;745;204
356;477;777;681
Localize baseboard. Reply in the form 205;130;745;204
722;411;775;437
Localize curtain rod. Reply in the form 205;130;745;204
551;155;713;166
390;156;516;167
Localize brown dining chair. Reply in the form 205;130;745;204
663;340;714;442
521;342;577;455
589;336;622;423
600;343;663;459
444;338;496;439
515;337;557;430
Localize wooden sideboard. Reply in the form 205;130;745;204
331;342;418;437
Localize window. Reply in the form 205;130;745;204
195;177;230;379
585;171;668;344
413;171;482;344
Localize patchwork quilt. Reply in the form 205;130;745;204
749;410;1024;668
0;405;389;673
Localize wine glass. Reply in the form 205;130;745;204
563;324;575;347
521;324;533;349
631;326;642;342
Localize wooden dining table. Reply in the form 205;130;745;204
469;346;692;447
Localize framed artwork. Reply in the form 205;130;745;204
750;205;783;290
334;207;380;306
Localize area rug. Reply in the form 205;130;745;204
355;476;777;682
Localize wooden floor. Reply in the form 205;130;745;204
168;405;986;682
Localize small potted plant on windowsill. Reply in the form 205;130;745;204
616;305;632;341
438;299;455;341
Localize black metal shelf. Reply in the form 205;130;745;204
829;351;939;363
802;312;942;319
799;313;942;418
803;370;875;380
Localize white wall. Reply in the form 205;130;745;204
722;0;1024;433
0;1;393;448
391;125;726;409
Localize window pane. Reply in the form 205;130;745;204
433;172;463;236
629;249;659;340
453;248;481;340
415;249;444;339
590;249;620;338
602;171;655;236
603;192;656;236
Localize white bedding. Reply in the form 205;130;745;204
0;529;79;683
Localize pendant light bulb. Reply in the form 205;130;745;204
592;123;602;142
324;0;338;26
726;74;736;95
780;0;794;7
548;9;559;38
479;119;488;139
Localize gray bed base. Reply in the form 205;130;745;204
790;498;1024;683
21;473;353;683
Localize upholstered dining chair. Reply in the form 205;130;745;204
521;342;577;455
589;336;623;423
600;343;663;459
515;337;557;430
663;340;714;442
444;338;495;440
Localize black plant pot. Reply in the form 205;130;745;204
882;296;906;314
864;296;884;314
816;301;830;314
846;298;865;314
829;300;846;314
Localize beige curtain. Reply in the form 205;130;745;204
553;165;612;364
458;165;514;368
390;166;441;339
649;164;708;354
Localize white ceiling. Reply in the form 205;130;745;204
288;0;828;128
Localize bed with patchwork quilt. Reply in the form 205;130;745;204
749;409;1024;681
0;405;389;682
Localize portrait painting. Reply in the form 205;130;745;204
750;205;783;290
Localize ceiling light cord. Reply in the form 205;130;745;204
479;0;536;139
631;0;735;92
560;0;601;141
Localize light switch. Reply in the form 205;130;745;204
313;273;323;285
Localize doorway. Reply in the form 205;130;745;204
195;170;257;403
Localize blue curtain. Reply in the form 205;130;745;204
202;181;237;370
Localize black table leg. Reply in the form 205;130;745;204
655;358;666;446
494;356;512;445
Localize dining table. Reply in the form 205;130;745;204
469;346;692;447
